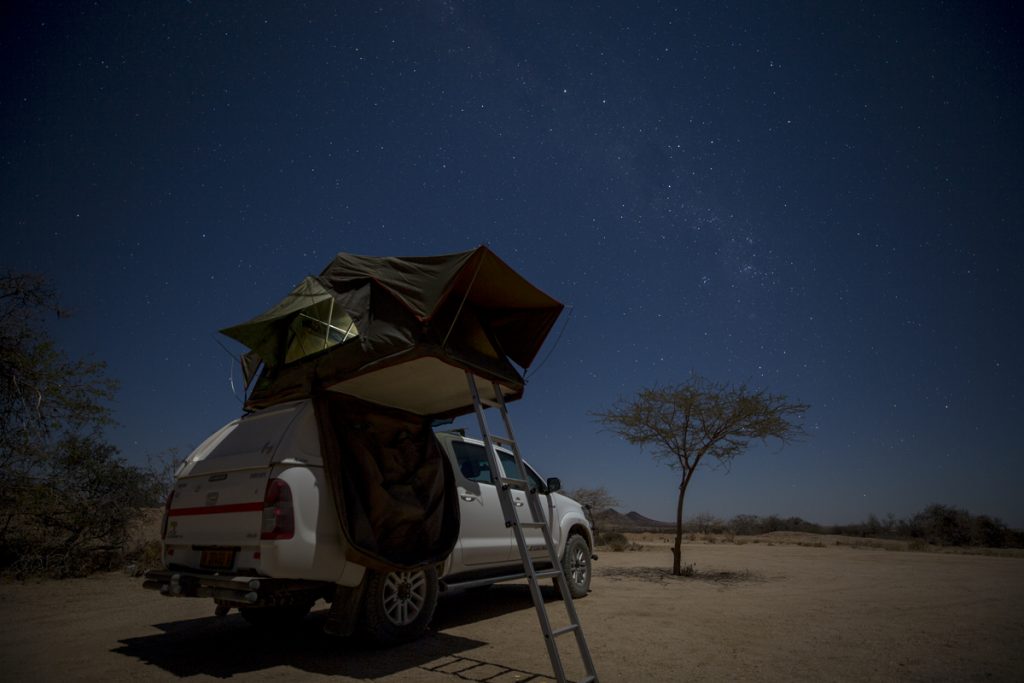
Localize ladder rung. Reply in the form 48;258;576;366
498;477;528;489
548;623;579;639
534;569;562;579
517;521;547;529
479;397;502;408
491;435;515;446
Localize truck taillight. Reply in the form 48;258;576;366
261;478;294;540
160;490;174;540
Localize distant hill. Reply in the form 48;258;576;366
593;508;674;530
625;511;675;528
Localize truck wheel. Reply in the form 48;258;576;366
555;534;592;599
239;601;314;628
361;566;438;645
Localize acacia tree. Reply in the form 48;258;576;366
593;375;808;575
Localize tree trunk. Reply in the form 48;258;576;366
672;473;689;575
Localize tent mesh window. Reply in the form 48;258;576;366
284;299;359;364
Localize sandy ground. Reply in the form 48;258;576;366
1;537;1022;682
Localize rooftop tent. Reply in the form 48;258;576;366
221;246;564;418
218;246;564;571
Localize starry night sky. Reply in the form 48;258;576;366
3;2;1022;526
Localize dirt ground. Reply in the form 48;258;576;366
2;535;1022;682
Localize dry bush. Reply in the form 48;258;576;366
1;439;166;578
599;531;630;552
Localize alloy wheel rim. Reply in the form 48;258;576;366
382;570;427;626
570;545;588;585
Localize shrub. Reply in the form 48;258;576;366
1;436;165;578
599;531;629;551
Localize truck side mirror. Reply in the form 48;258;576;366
546;477;561;493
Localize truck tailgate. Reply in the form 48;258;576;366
166;468;268;548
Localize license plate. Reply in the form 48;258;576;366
200;549;235;570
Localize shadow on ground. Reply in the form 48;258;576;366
596;565;766;585
113;583;558;679
431;582;562;630
113;610;485;679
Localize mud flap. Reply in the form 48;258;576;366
323;581;367;637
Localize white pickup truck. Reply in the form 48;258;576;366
144;398;594;644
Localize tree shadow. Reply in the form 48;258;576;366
596;565;765;585
112;608;486;679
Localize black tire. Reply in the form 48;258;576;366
555;534;592;599
360;566;439;645
239;601;314;628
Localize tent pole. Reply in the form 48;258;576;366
440;251;485;350
324;298;335;350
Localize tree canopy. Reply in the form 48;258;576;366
565;486;619;513
1;273;117;473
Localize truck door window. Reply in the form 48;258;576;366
497;451;544;491
452;442;492;484
452;441;544;491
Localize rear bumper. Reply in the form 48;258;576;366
142;569;332;607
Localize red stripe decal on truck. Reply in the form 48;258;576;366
168;502;263;517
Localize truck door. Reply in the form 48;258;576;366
450;441;514;566
496;451;558;562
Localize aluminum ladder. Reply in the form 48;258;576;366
466;371;599;683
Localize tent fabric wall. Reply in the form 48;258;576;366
313;393;460;572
